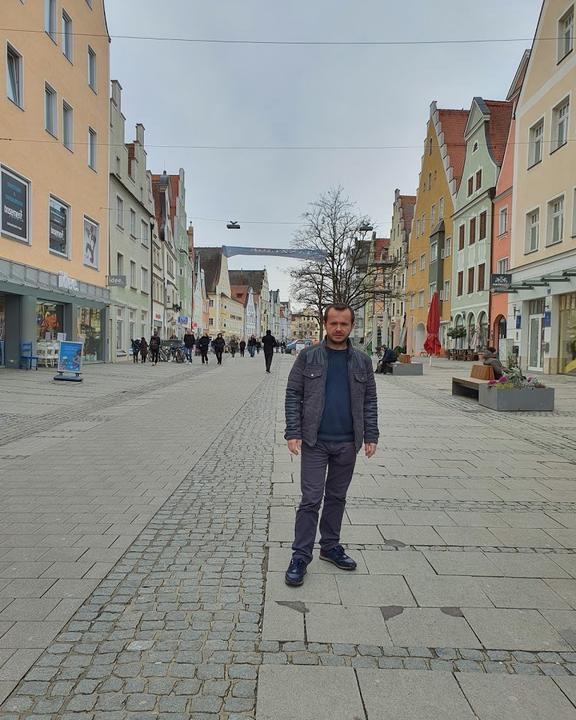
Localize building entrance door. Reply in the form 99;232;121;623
528;314;544;371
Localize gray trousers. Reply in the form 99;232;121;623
292;441;357;564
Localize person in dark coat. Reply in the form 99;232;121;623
239;339;246;357
229;337;239;358
247;335;257;358
262;329;277;373
183;330;195;363
484;347;506;379
131;338;140;363
149;331;161;365
376;346;397;374
198;332;211;364
139;337;148;363
212;333;226;365
256;340;262;355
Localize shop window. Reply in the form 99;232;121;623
49;195;69;257
37;301;63;341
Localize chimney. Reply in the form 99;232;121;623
135;123;145;145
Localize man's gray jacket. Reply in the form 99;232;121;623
285;340;379;452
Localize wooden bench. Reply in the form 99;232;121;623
452;364;494;399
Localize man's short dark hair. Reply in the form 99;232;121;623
323;303;355;324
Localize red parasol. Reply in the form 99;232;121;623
424;291;442;355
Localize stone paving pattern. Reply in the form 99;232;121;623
0;357;576;718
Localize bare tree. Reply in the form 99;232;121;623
290;187;399;329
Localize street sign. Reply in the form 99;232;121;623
491;273;512;291
107;275;126;288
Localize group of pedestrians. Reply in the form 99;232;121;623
130;331;162;364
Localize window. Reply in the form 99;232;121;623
7;45;23;108
478;263;486;291
552;98;569;151
209;318;214;326
130;208;136;237
443;280;450;302
457;271;464;296
525;208;539;253
88;47;97;91
428;138;433;155
529;120;544;166
473;141;479;152
458;224;465;250
116;196;124;228
141;219;149;247
429;282;437;301
469;217;476;245
467;177;474;196
411;260;416;276
130;260;137;289
209;298;214;308
499;207;508;235
558;5;574;61
475;169;482;191
45;0;57;40
88;128;97;169
419;253;426;271
62;11;73;61
44;84;57;136
547;195;564;245
48;196;69;257
444;237;452;257
468;267;475;294
438;197;444;220
497;257;509;274
63;102;73;150
430;241;438;262
479;211;487;240
431;205;436;226
116;252;124;276
418;290;424;307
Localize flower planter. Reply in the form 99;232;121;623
479;385;555;412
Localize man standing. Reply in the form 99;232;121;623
183;329;195;363
212;333;226;365
198;332;211;364
262;329;276;373
149;330;161;365
284;303;378;586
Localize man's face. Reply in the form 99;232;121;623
324;309;354;346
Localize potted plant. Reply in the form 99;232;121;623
479;366;555;411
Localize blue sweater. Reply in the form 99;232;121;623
317;348;354;442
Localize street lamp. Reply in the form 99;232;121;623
227;221;241;230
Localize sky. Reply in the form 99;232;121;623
106;0;543;301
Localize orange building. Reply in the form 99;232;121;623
405;103;468;354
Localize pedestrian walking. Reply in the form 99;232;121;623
131;338;140;363
169;334;179;362
183;330;196;363
198;332;211;364
139;337;148;363
149;331;161;365
239;339;246;357
284;303;379;587
262;329;276;373
229;337;239;358
212;333;226;365
247;336;257;358
256;340;262;355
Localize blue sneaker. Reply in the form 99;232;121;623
285;557;307;586
319;545;357;571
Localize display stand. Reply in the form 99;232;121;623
53;340;84;382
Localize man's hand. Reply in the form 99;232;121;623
287;439;302;455
364;443;377;459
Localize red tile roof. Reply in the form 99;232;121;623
437;109;469;188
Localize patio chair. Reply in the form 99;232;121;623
20;341;39;370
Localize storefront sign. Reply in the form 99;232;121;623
515;314;522;329
154;312;162;321
49;196;68;256
177;316;189;325
1;167;28;242
83;217;99;269
491;273;512;291
58;272;79;293
543;310;551;328
107;275;126;288
58;341;83;373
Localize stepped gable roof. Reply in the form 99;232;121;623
484;100;514;167
228;270;266;293
436;108;469;188
196;247;223;293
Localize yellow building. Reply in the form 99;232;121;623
0;0;110;366
406;103;468;354
291;309;320;342
510;0;576;374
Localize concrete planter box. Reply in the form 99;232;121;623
392;362;423;376
478;385;555;412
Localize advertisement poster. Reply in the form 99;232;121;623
49;197;68;255
1;167;28;242
58;341;83;373
83;216;99;269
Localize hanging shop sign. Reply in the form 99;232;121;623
491;273;512;291
1;167;29;242
178;315;189;325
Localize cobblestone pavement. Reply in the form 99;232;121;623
2;357;576;719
